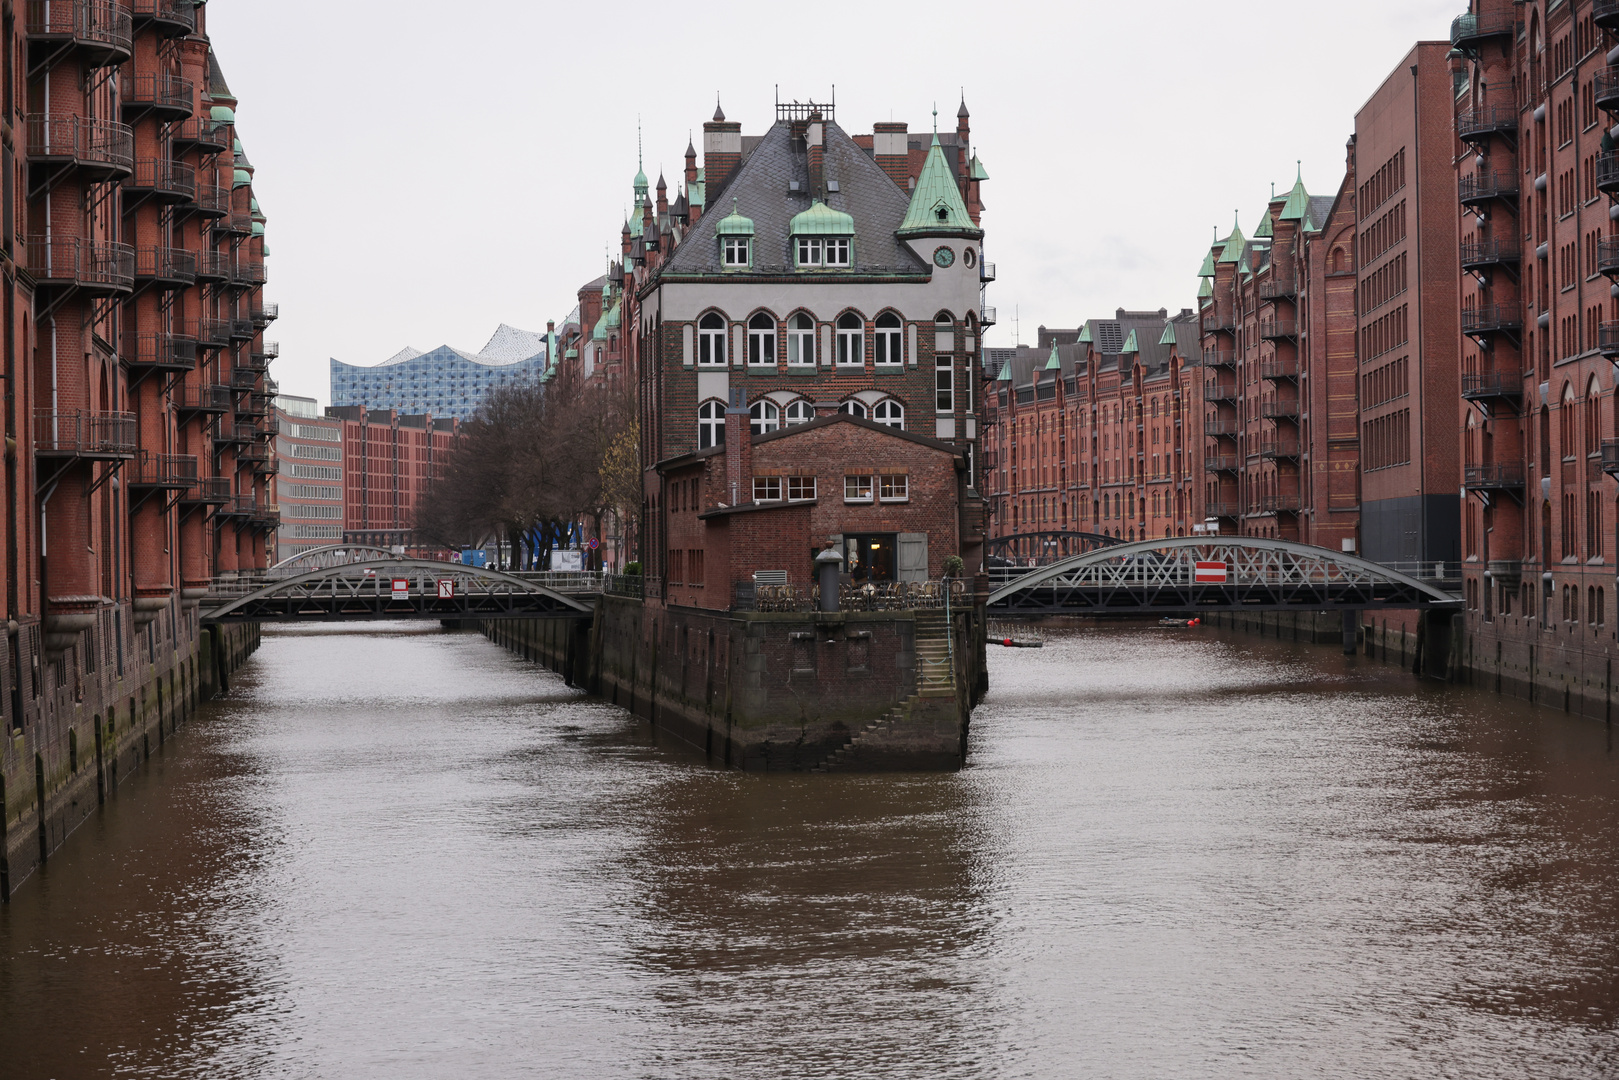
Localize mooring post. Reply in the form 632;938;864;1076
1342;609;1357;655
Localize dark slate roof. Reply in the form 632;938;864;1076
662;119;929;277
208;52;234;101
1308;195;1335;228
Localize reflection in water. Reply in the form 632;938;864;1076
0;622;1615;1079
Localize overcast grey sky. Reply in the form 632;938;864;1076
208;0;1460;405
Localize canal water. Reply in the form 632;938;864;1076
2;623;1617;1079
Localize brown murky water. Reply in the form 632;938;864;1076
1;622;1617;1079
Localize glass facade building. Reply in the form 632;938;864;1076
329;324;550;420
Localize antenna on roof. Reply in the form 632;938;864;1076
637;116;642;172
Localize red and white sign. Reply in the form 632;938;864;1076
391;578;410;600
1194;561;1229;584
437;579;455;600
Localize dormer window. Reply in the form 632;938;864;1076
723;236;750;266
715;200;755;271
824;238;850;266
789;199;855;271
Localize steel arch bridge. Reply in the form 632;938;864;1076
986;537;1463;615
202;559;594;624
267;544;397;574
985;531;1123;562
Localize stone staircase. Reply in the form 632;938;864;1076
914;610;955;697
811;695;920;773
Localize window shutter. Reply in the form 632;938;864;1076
897;533;929;583
682;324;694;368
908;324;918;368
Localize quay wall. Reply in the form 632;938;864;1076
1;605;261;901
482;594;988;771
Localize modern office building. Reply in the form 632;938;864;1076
329;324;550;419
273;396;345;563
327;408;460;553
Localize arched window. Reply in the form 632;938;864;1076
872;399;904;429
698;400;725;448
747;312;776;367
750;399;780;435
839;399;867;419
1540;406;1552;478
698;313;726;367
836;312;863;366
1587;375;1602;457
874;312;903;366
787;313;815;367
783;399;814;425
1561;383;1577;460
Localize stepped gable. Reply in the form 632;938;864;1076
662;119;929;277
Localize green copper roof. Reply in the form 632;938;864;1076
1077;324;1092;344
1217;214;1246;264
1159;323;1177;346
1198;248;1216;277
210;105;234;123
1121;329;1139;355
629;198;644;238
1254;209;1274;239
262;242;271;256
232;168;251;188
691;167;705;209
897;135;980;238
790;199;855;236
996;358;1013;381
1278;166;1312;222
634;166;648;193
1044;344;1061;370
1198;278;1213;299
251;221;264;237
968;153;989;181
715;200;754;236
593;297;622;342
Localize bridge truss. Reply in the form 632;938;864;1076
985;531;1122;563
202;559;594;624
987;537;1463;615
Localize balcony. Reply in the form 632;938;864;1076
230;368;261;391
1457;171;1519;206
24;237;135;294
228;317;256;342
1598;239;1619;280
1486;559;1524;582
179;476;231;505
257;415;281;438
1204;454;1240;473
250;502;281;527
1598;0;1619;32
1202;348;1234;368
219;495;256;519
239;443;270;466
1202;309;1236;333
1450;11;1514;53
1258;273;1297;300
1460;369;1522;405
24;1;133;68
216;210;254;237
121;73;193;119
172;116;229;152
1599;152;1619;196
1603;440;1619;478
131;0;196;36
24;113;134;181
189;182;229;218
1258;319;1297;340
1463;462;1526;491
195;251;230;283
133;245;197;288
251;302;279;326
980;261;996;283
1459;239;1520;272
1205;418;1240;437
1260;357;1297;381
1456;105;1517;143
127;451;197;489
1460;303;1522;337
1260;439;1301;461
1203;382;1239;404
123;332;197;372
1596;69;1619;117
214;423;254;446
33;409;136;458
1260;400;1299;421
980;306;997;325
238;391;274;417
1206;502;1241;519
1602;322;1619;360
230;261;267;288
176;383;231;415
126;157;195;203
196;318;231;348
1258;494;1300;514
252;458;280;479
250;342;280;368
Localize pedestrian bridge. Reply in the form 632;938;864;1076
201;559;596;624
987;537;1463;616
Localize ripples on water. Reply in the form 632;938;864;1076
1;622;1617;1079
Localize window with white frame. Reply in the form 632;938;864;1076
879;474;909;502
753;476;782;501
965;444;976;489
872;399;904;429
836;312;863;365
874;312;902;366
936;354;954;413
844;475;874;502
788;476;817;501
824;237;850;266
698;313;726;366
722;236;750;266
839;400;867;418
747;312;775;366
796;237;821;266
787;313;815;365
749;399;779;435
698;400;725;448
783;399;814;425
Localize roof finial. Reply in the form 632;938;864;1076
637;116;643;172
932;103;938;134
1271;181;1276;199
1297;159;1303;181
713;93;724;122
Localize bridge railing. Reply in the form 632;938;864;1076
603;574;644;599
744;579;970;613
507;570;608;594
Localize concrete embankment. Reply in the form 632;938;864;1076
482;594;988;771
1;610;262;900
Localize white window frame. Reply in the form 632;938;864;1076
839;400;867;419
935;354;955;413
749;399;780;435
722;236;750;267
824;237;850;266
836;313;863;366
787;313;816;366
698;314;727;367
879;474;909;502
698;400;725;448
872;399;904;429
753;476;782;501
787;476;817;501
796;237;821;266
783;399;814;425
747;313;776;367
874;313;903;366
844;475;874;503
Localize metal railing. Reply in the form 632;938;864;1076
172;116;229;150
1260;440;1301;459
128;451;197;487
746;579;971;613
24;113;134;173
1260;357;1297;379
1458;171;1519;203
1456;105;1517;140
131;0;196;32
1460;239;1520;268
603;574;644;599
229;317;256;341
195;252;230;283
251;302;279;325
1460;304;1521;334
133;245;197;284
1202;309;1236;332
1259;319;1297;339
177;384;231;413
191;182;229;216
1258;273;1296;300
24;236;135;291
1461;369;1521;397
1599;151;1619;193
1598;0;1619;29
231;261;267;286
24;0;132;58
1204;454;1239;472
229;368;261;390
122;72;193;114
1602;440;1619;476
1203;348;1234;367
1203;382;1238;403
980;261;996;282
33;409;136;456
181;476;232;504
215;422;255;445
1463;462;1526;488
124;332;197;370
1451;11;1514;48
196;317;231;346
1206;502;1242;518
1258;494;1300;513
238;443;270;465
1261;400;1299;420
1205;419;1240;437
128;157;195;200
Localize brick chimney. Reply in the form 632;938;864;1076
723;386;752;506
703;98;743;195
655;172;668;218
807;113;825;197
873;121;909;187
